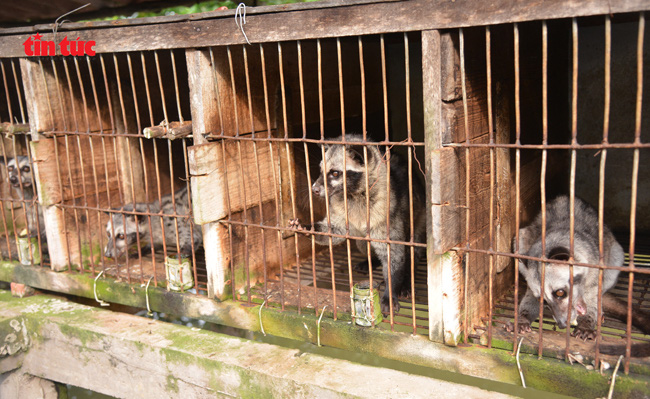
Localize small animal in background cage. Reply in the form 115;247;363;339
104;186;202;259
290;134;426;315
508;196;624;340
1;155;45;239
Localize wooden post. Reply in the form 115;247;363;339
423;30;463;345
187;48;224;298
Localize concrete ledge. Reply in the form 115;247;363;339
0;290;515;398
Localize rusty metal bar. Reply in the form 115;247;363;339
459;27;471;344
226;45;252;305
379;34;395;330
485;25;494;349
72;57;97;274
594;14;611;367
358;36;375;327
512;22;521;352
86;56;108;275
538;20;548;359
127;52;154;283
297;39;319;315
114;54;138;280
337;37;348;322
625;11;645;374
565;17;578;361
141;51;164;286
61;58;86;273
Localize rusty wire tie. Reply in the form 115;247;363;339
52;3;91;55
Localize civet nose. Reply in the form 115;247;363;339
9;176;18;184
312;183;322;196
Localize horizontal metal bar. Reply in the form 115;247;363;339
455;246;650;275
444;142;649;149
222;218;428;248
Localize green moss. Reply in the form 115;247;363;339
166;374;179;393
57;322;101;349
237;371;274;399
80;243;103;270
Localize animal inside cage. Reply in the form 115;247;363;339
15;50;207;293
445;14;650;373
0;59;44;266
185;33;431;334
0;1;648;379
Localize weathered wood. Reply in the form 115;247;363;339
424;30;463;345
2;270;650;397
189;139;279;224
202;221;226;299
423;29;443;343
186;49;220;142
2;0;399;33
19;58;56;135
30;137;118;206
0;123;29;134
109;82;147;204
31;137;119;271
143;121;193;140
0;290;538;399
1;0;647;57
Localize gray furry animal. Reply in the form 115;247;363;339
290;134;426;315
2;155;45;238
104;186;202;259
508;196;623;340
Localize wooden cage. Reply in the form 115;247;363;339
1;0;650;392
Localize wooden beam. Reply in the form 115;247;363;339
423;30;463;345
1;0;647;57
186;48;220;141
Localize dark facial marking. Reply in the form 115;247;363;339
549;247;570;261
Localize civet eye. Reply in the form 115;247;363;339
554;289;566;298
329;170;341;178
116;233;125;240
22;166;30;173
7;166;13;171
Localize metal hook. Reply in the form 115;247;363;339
317;305;327;347
93;270;110;307
259;296;270;336
235;3;252;45
52;3;91;54
144;276;154;316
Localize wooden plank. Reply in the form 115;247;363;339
208;46;275;137
424;29;463;345
422;29;442;343
19;58;56;135
109;82;147;204
203;221;227;299
189;139;278;224
31;139;120;271
0;0;400;34
1;0;648;57
30;137;118;206
186;48;222;140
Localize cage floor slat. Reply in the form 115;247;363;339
491;252;650;364
249;245;429;334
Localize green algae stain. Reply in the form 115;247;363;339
166;374;179;393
